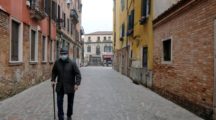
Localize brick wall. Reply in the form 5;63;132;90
0;10;53;100
153;0;216;119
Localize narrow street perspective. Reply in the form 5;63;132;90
0;67;202;120
1;0;216;120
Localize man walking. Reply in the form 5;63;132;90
51;47;81;120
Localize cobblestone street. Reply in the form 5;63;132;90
0;67;203;120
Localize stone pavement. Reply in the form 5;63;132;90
0;67;203;120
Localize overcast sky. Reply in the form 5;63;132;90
81;0;113;34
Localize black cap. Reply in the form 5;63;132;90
60;47;68;54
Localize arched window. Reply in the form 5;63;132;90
104;37;106;41
104;45;109;52
96;46;100;55
108;36;111;41
87;46;91;52
109;46;112;52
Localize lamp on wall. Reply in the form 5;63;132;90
26;0;30;8
66;0;71;7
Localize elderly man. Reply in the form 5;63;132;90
51;47;81;120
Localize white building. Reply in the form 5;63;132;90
83;31;113;65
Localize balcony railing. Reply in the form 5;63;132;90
30;0;46;20
70;9;79;24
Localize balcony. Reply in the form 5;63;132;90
30;1;46;20
70;9;79;24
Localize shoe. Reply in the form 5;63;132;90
67;117;72;120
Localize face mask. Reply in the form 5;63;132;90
60;55;68;61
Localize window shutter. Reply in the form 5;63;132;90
142;0;147;17
143;47;148;68
52;1;57;20
58;5;60;19
31;30;36;61
122;24;125;37
45;0;49;15
131;10;134;28
11;21;19;61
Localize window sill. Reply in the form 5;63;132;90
9;61;23;66
49;61;54;64
139;16;148;25
29;61;38;65
41;61;47;64
127;29;134;36
162;61;172;64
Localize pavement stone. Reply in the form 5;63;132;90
0;67;203;120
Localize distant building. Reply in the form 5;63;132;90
83;31;113;66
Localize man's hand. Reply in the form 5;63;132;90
74;85;79;91
51;81;56;88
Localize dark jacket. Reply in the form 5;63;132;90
51;58;81;93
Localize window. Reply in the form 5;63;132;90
96;46;100;55
109;46;112;52
97;38;101;42
67;18;70;32
104;37;106;41
142;47;148;68
57;5;60;19
163;39;172;62
62;40;65;48
87;46;91;52
140;0;150;24
108;36;111;40
30;29;38;62
71;23;73;35
45;0;49;15
50;40;54;62
121;0;125;11
120;23;125;40
56;40;60;60
77;47;79;58
127;10;134;36
104;45;109;52
52;1;57;20
88;37;91;41
10;20;23;62
42;36;47;62
63;12;66;28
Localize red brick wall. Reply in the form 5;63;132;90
153;0;216;119
0;10;53;100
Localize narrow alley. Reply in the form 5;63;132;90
0;67;202;120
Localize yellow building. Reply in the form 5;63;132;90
113;0;153;87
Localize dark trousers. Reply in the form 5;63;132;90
57;92;75;120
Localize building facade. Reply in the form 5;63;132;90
0;0;82;100
56;0;83;67
83;31;113;66
153;0;216;119
113;0;154;87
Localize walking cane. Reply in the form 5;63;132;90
52;84;56;120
